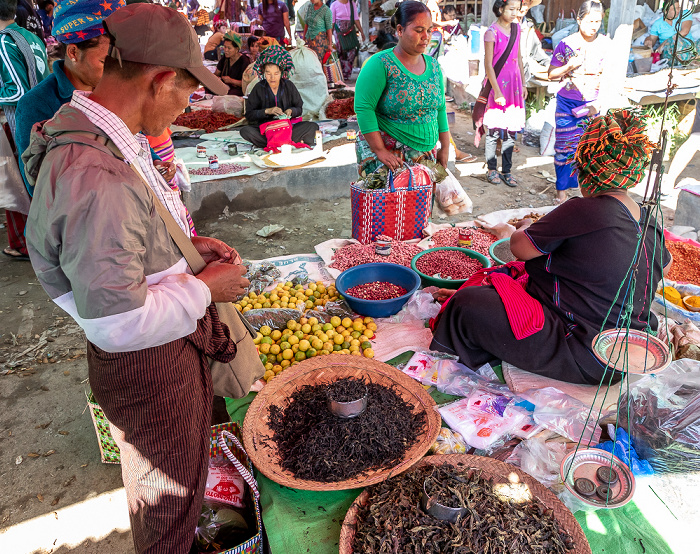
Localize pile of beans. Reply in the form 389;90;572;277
431;228;498;257
190;163;246;176
415;250;483;280
329;240;423;272
346;282;408;300
667;240;700;286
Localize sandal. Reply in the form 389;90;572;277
456;151;478;163
486;169;501;184
3;246;30;261
501;173;518;187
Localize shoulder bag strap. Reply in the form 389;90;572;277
0;28;38;89
492;23;519;79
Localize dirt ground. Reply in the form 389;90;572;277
0;107;691;553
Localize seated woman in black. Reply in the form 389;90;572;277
431;109;672;385
215;32;250;96
239;45;319;148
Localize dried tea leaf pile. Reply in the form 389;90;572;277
267;378;427;482
352;465;575;553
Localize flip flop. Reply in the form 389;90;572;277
3;247;30;261
456;152;478;163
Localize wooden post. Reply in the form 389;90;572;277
361;0;369;39
600;0;636;111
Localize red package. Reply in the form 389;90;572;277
204;463;246;508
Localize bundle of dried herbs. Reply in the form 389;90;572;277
267;378;427;482
352;465;575;553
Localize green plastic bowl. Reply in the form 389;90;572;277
411;247;492;289
489;238;514;266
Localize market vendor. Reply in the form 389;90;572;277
644;1;695;63
431;109;672;385
353;0;449;177
239;45;319;148
215;32;250;96
23;5;250;552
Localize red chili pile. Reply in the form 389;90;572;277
173;109;241;133
415;250;483;280
329;240;423;272
325;98;355;120
432;228;498;257
346;282;408;300
667;240;700;286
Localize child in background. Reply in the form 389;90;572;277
483;0;526;187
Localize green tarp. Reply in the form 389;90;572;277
225;352;686;553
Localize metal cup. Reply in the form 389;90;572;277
327;390;368;419
421;480;468;523
227;143;238;156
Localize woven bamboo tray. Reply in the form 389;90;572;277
339;454;592;554
242;356;441;491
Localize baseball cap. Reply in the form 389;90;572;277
103;4;228;96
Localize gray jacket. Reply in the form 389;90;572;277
24;105;210;352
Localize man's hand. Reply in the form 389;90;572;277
197;262;250;303
153;160;176;181
192;236;242;265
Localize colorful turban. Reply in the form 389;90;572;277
574;108;657;196
53;0;126;44
223;32;242;48
253;44;294;79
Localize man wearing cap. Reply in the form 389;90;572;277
23;5;249;552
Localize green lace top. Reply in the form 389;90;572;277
354;49;449;152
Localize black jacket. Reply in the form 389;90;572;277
244;79;303;124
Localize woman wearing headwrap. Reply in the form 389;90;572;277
215;32;250;96
430;109;672;385
239;45;319;148
15;0;126;194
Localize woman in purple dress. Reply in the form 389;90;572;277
548;1;609;204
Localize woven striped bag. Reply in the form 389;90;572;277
351;166;433;244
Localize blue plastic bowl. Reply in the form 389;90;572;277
335;263;421;318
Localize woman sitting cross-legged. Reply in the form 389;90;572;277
239;45;319;149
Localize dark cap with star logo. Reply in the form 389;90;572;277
103;3;227;96
53;0;126;44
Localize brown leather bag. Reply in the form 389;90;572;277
147;187;265;399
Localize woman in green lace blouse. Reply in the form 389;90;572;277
354;0;450;176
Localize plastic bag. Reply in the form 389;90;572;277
0;128;29;214
286;266;309;286
400;349;459;386
540;122;556;156
243;308;303;331
429;427;468;455
194;501;250;552
173;157;191;192
506;438;567;489
245;262;283;295
435;168;473;215
524;387;603;445
212;95;245;117
619;359;700;473
305;300;357;323
289;46;329;119
594;425;654;476
377;288;440;324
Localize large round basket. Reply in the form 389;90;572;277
242;356;442;491
339;454;592;554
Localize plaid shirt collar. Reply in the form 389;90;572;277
69;90;147;163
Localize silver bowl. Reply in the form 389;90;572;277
327;391;368;419
420;480;468;523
